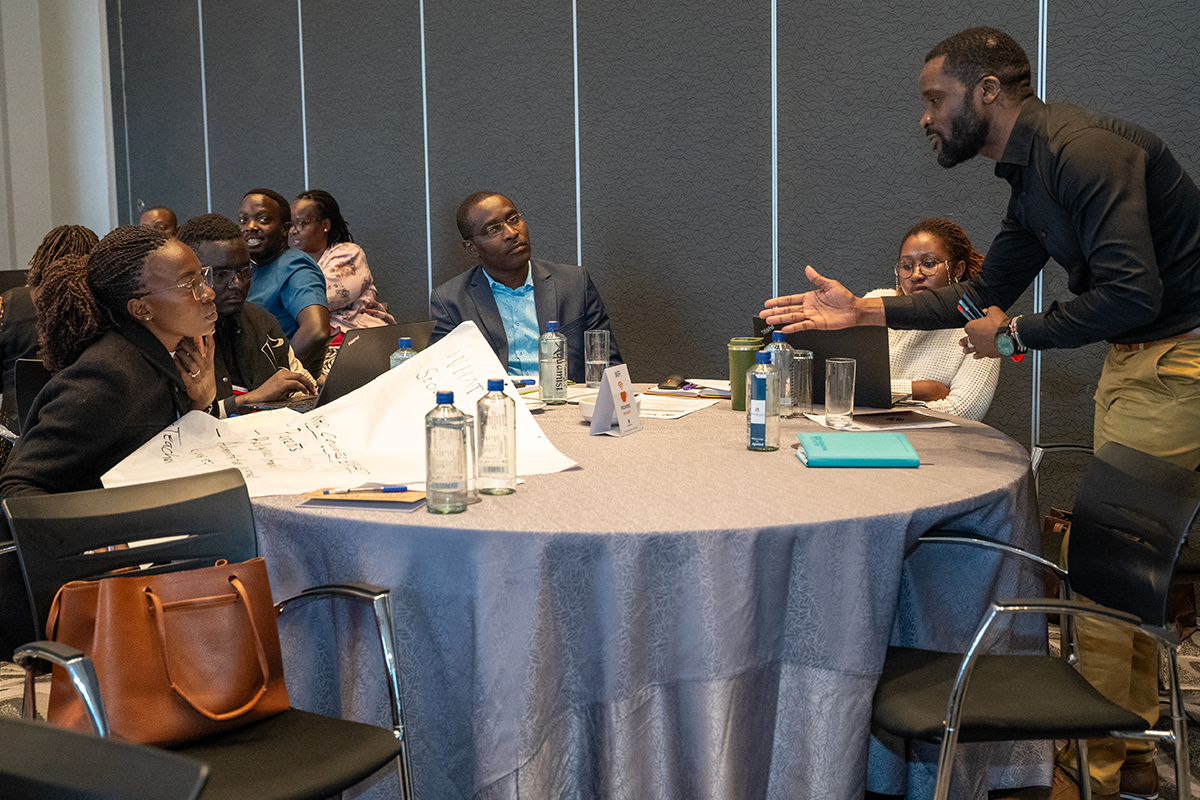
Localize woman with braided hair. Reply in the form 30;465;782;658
0;226;217;498
289;189;395;336
863;218;999;420
0;224;99;435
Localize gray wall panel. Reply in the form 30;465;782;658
423;0;577;290
578;1;773;381
111;0;207;226
201;0;306;218
300;0;428;323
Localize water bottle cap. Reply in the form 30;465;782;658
756;351;772;364
487;379;504;391
772;330;785;342
398;337;412;347
436;390;454;404
546;320;559;332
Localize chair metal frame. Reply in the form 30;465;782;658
5;469;416;800
889;442;1200;800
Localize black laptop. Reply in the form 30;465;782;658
244;320;435;412
750;317;899;409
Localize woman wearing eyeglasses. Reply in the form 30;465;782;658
863;218;999;420
289;190;395;338
0;226;218;498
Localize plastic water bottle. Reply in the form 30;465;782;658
766;331;796;418
425;391;467;513
476;379;517;495
389;337;416;370
538;321;567;405
747;351;780;451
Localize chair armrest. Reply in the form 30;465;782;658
0;424;17;443
916;530;1069;587
990;598;1178;648
13;642;109;738
0;539;14;556
276;582;406;741
276;581;388;609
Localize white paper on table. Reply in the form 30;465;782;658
102;322;577;497
801;411;958;431
636;395;718;419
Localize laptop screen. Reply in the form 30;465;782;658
750;317;894;408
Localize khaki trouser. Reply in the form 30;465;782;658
1055;338;1200;794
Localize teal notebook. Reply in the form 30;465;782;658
795;431;920;468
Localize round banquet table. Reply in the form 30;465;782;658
253;398;1049;800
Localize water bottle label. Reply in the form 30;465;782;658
479;465;509;474
749;370;767;447
430;480;465;491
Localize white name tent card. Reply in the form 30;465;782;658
589;364;643;437
103;322;576;497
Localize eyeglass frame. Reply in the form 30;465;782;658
135;266;213;302
473;212;524;239
204;264;253;287
287;217;322;233
894;259;952;278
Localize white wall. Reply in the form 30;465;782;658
0;0;116;272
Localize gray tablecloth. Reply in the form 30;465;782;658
253;401;1049;799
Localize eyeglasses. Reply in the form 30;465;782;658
895;259;951;277
474;212;523;239
205;265;253;287
137;267;213;302
287;218;320;233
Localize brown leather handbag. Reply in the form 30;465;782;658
45;557;289;745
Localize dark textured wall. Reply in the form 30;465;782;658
108;1;1199;512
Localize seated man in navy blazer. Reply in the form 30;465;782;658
430;191;622;382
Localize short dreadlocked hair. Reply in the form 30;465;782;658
37;226;170;373
925;27;1034;101
899;218;985;281
177;213;242;251
243;188;291;225
296;189;354;246
27;225;99;288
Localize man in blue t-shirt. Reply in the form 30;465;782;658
237;188;329;374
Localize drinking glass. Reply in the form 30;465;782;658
585;330;609;388
825;358;855;429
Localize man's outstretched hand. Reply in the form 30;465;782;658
760;266;871;332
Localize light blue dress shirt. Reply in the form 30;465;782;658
483;264;538;376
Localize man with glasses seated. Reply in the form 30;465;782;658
178;215;316;418
237;188;329;375
430;191;622;382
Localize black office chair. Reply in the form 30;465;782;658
872;442;1200;800
0;714;209;800
5;468;416;800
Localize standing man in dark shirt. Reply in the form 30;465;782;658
177;214;315;417
761;27;1199;800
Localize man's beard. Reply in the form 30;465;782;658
937;100;989;168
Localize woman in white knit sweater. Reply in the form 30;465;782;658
864;218;998;421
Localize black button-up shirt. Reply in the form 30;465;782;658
885;97;1200;349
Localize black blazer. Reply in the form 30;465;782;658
429;259;622;382
0;320;191;498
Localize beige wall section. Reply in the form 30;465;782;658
0;0;116;271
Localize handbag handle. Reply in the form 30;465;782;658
145;576;272;721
